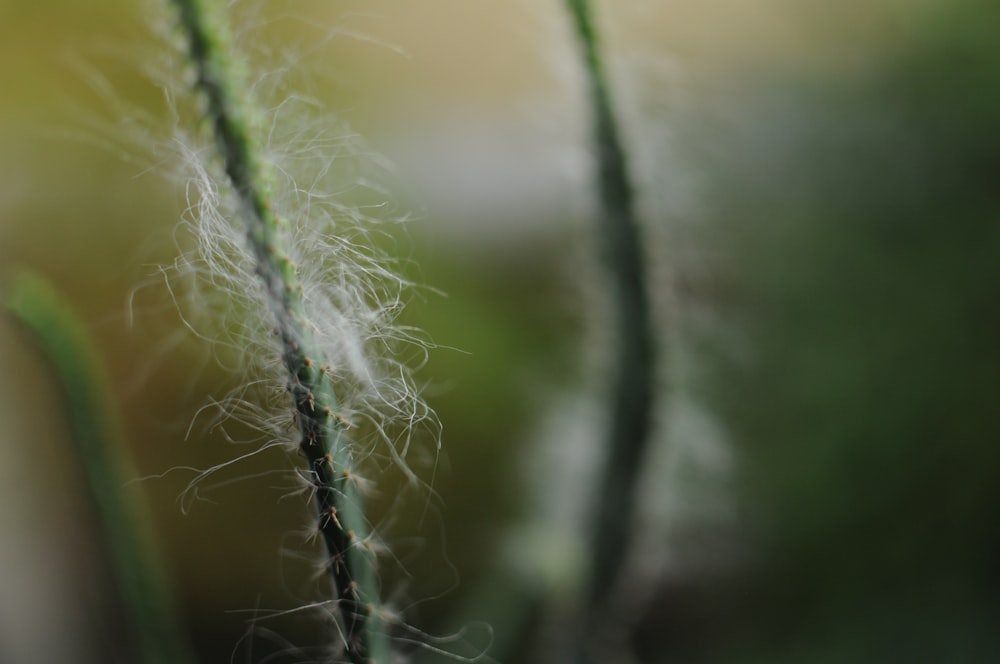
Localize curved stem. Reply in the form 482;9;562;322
168;1;387;661
565;0;656;636
5;271;192;664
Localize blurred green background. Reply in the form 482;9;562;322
2;0;999;662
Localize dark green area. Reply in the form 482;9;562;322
685;2;1000;661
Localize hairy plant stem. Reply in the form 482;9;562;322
169;1;386;661
565;0;656;644
5;271;191;664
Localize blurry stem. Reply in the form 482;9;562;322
168;1;386;661
565;0;656;643
4;271;191;664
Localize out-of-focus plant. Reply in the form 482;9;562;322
5;272;192;664
564;1;655;662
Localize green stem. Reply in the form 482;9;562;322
168;1;386;661
565;0;656;634
5;271;191;664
